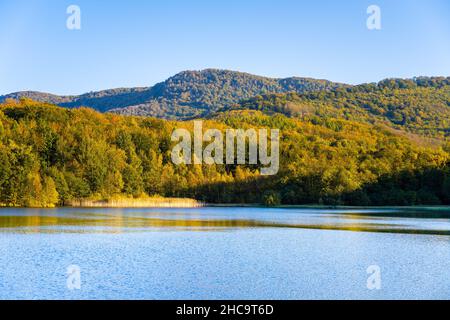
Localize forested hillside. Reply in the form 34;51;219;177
2;72;449;142
109;69;347;118
1;99;449;207
228;77;450;139
0;69;345;119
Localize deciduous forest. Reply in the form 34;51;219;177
1;92;449;207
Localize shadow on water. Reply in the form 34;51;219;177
334;207;450;219
0;207;449;235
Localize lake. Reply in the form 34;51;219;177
0;207;449;300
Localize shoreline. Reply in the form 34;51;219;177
1;201;450;210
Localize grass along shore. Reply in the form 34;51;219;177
0;196;204;208
66;196;203;208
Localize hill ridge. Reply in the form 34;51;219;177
0;69;348;118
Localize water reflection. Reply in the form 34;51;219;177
0;207;449;235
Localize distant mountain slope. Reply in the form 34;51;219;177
0;69;347;119
0;88;151;113
224;77;450;139
2;71;449;137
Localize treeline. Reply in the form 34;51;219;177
0;99;449;207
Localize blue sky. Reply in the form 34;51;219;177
0;0;449;95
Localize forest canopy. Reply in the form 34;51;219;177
230;78;450;140
0;98;449;207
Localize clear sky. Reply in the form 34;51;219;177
0;0;449;95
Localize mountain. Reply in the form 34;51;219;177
2;70;448;139
0;69;347;119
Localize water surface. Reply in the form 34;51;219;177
0;207;449;299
